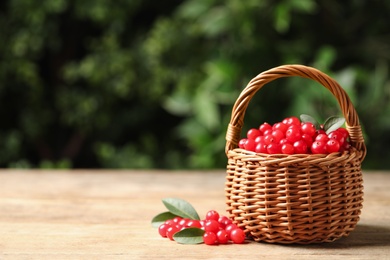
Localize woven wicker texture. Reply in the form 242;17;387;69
225;64;366;244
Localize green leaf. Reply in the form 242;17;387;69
300;114;320;129
323;116;346;134
151;211;179;228
173;228;205;244
162;198;200;220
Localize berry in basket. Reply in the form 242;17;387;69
239;114;351;155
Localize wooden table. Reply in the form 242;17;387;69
0;170;389;259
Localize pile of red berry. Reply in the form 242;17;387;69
158;210;245;245
238;115;351;154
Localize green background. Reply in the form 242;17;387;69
1;0;389;169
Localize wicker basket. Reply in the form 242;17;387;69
225;64;366;244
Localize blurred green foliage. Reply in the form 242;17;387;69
0;0;389;169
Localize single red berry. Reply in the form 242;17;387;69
301;134;314;147
311;141;327;154
285;125;301;143
293;140;308;154
315;133;329;142
290;116;301;126
262;129;272;136
247;128;262;140
267;143;281;154
264;134;275;145
273;122;288;133
244;138;256;152
254;135;265;144
301;122;316;136
203;231;218;245
158;223;170;238
326;139;341;153
259;122;272;134
217;229;230;244
281;143;294;154
271;129;284;143
238;138;247;149
230;228;246;244
205;210;220;222
203;220;220;233
255;142;267;153
166;225;180;240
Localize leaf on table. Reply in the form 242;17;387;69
151;211;179;228
173;228;205;244
162;198;200;220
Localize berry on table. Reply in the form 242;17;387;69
203;231;218;245
217;229;230;244
230;228;246;244
166;225;180;240
203;220;220;233
225;223;239;237
186;219;202;228
218;216;232;229
158;223;170;237
205;210;220;221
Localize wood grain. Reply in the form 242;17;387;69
0;170;389;259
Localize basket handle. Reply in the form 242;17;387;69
225;64;366;158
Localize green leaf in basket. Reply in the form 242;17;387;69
300;114;320;129
151;211;180;228
323;116;346;134
162;198;200;220
173;227;205;244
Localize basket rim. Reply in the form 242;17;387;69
228;147;363;167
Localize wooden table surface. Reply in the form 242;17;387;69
0;169;389;260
